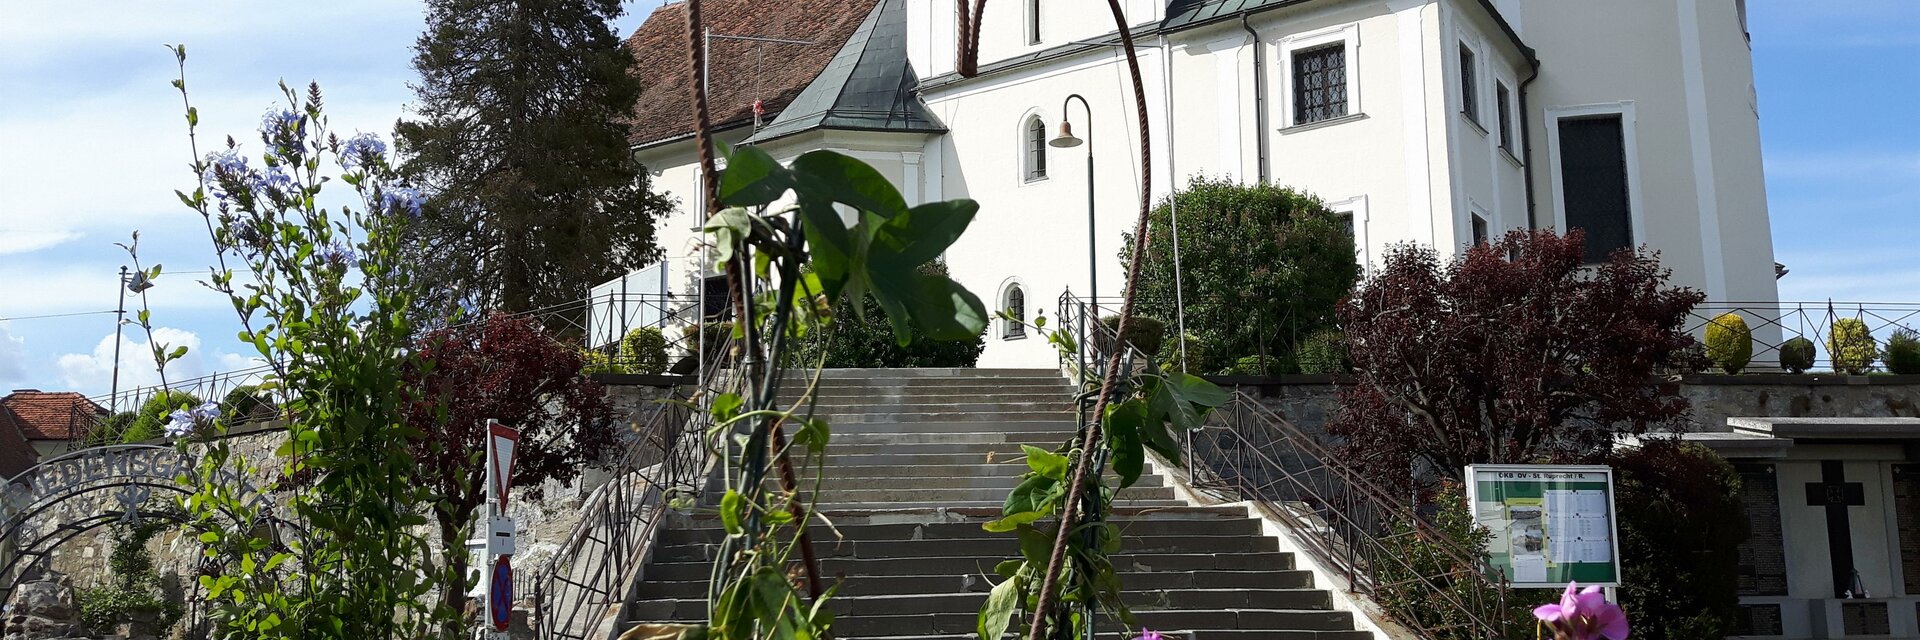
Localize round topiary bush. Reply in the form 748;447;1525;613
1099;315;1166;358
220;385;279;424
579;348;624;375
123;390;203;443
619;327;670;374
1827;318;1879;375
1703;313;1753;374
1223;354;1288;376
1886;329;1920;375
1780;337;1816;374
1294;329;1349;374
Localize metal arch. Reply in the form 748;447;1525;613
0;509;192;602
0;444;277;601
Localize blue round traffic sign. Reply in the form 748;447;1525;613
490;555;513;631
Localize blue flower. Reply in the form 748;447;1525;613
203;150;254;201
381;186;425;219
190;401;222;422
340;132;387;171
259;107;303;143
318;240;358;269
164;410;196;438
253;166;294;198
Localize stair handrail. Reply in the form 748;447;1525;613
1056;291;1514;639
1183;393;1516;640
531;329;741;640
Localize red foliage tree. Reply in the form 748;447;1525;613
1328;229;1704;485
404;313;617;613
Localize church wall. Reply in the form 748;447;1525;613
1517;0;1774;307
1693;0;1780;308
1438;0;1531;254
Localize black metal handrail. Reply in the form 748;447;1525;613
530;330;738;640
1687;301;1920;370
1057;292;1514;640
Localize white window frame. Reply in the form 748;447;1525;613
1494;79;1515;155
1468;202;1493;247
1327;194;1370;276
997;277;1029;340
1543;101;1646;259
1017;110;1050;185
1276;23;1362;129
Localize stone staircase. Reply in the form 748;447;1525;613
619;368;1369;639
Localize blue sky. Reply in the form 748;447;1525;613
0;1;1914;397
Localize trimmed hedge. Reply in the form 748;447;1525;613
1704;313;1752;374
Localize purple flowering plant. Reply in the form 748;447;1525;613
1533;582;1629;640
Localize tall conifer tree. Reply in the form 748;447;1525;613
399;0;670;314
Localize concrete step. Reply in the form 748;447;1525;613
825;441;1076;456
782;401;1076;415
628;587;1334;621
784;368;1062;379
827;431;1069;446
854;631;1371;640
633;567;1317;599
808;498;1192;510
820;411;1076;424
817;451;1100;467
657;517;1262;545
676;505;1253;527
643;550;1297;582
773;473;1167;491
652;533;1274;563
824;608;1355;637
821;420;1078;434
813;464;1139;479
792;485;1174;505
784;390;1073;402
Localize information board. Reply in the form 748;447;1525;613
1466;464;1621;588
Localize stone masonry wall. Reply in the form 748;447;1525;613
1216;374;1920;436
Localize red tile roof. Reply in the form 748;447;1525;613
1;391;103;442
623;0;878;147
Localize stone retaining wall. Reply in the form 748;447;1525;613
1213;373;1920;435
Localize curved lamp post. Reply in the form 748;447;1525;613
1051;94;1094;306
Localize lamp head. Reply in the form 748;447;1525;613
1048;121;1083;148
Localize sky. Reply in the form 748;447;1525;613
0;1;1915;398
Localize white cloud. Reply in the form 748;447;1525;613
0;322;26;385
0;230;80;255
56;326;210;394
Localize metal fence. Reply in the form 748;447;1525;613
1688;301;1920;371
530;330;737;640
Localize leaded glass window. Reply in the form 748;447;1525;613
1497;82;1514;151
1003;285;1027;338
1025;118;1047;181
1292;43;1347;125
1460;44;1479;123
1558;115;1633;262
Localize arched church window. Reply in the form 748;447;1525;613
1024;117;1047;181
1002;282;1027;339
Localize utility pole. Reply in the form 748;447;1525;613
110;266;128;413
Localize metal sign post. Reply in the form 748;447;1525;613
480;419;520;638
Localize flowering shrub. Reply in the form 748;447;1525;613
151;46;453;638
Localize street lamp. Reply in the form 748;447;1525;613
1051;94;1094;306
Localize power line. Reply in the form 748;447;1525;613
0;310;117;322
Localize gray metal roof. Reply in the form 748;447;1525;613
1161;0;1313;30
746;0;945;143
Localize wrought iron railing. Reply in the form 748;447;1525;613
1687;301;1920;371
1185;397;1517;640
1059;291;1515;640
530;330;738;640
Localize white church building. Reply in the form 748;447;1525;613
620;0;1780;368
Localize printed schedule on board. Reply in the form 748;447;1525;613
1465;464;1622;588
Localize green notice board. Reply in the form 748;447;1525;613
1465;464;1622;588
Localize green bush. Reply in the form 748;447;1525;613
1099;315;1166;358
220;385;279;424
1886;329;1920;375
123;391;202;443
1607;440;1747;640
1222;354;1289;376
77;520;185;635
683;322;736;363
86;412;137;447
1827;318;1878;374
1123;177;1361;373
579;348;625;375
619;327;670;374
1372;482;1536;640
1293;329;1348;374
1703;313;1752;374
1780;337;1816;374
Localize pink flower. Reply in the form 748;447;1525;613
1137;631;1165;640
1533;582;1628;640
